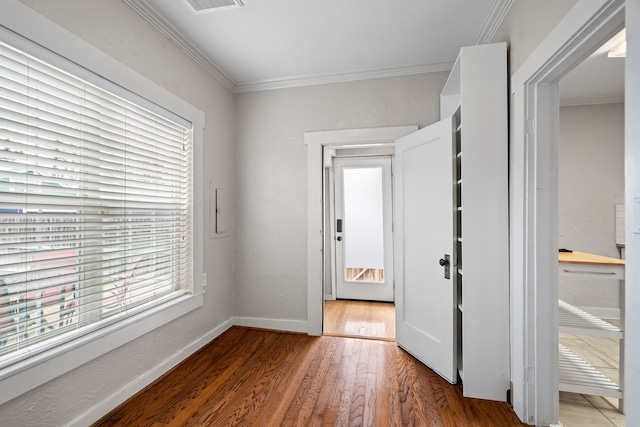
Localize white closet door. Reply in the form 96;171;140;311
394;117;456;383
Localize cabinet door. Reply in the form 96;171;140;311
394;116;456;383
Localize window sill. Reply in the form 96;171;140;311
0;292;203;405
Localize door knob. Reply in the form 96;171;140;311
439;254;451;279
337;236;342;241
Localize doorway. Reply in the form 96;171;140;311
306;126;416;337
509;2;625;424
324;153;395;341
556;27;625;426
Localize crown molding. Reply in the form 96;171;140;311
234;62;454;93
560;94;624;107
123;0;236;91
475;0;515;45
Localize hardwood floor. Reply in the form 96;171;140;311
93;327;525;427
324;299;395;341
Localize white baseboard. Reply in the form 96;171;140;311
69;318;234;427
233;316;308;334
577;306;620;320
324;294;335;300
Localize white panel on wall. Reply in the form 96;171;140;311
210;182;230;238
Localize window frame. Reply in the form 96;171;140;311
0;0;205;405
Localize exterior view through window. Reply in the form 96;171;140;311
342;166;385;282
0;40;192;364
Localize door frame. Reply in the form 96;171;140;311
305;126;418;336
510;1;624;424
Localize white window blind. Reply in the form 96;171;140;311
0;40;193;365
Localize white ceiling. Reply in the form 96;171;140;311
125;0;624;102
126;0;510;92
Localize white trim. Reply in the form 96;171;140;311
305;126;419;147
305;126;418;336
475;0;515;45
625;3;640;423
233;317;308;334
328;166;337;300
509;0;624;424
234;63;454;93
512;1;624;91
560;94;624;106
0;294;204;406
0;0;206;405
67;317;234;427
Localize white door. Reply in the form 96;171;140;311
333;157;394;301
394;117;456;383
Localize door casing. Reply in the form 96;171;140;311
305;126;418;336
510;1;625;424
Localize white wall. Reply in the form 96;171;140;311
559;102;625;310
491;0;579;71
0;1;235;425
234;73;448;324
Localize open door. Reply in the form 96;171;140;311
394;116;456;383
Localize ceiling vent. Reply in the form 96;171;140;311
186;0;244;13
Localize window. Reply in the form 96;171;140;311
0;40;193;366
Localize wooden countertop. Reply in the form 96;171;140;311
558;251;625;266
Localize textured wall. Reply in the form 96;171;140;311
491;0;579;73
1;1;235;425
559;102;625;309
234;73;448;321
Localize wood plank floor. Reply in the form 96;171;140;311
93;327;526;427
324;300;395;341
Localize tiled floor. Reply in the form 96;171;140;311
559;319;624;427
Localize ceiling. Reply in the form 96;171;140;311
125;0;624;102
125;0;511;92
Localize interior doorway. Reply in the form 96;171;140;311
320;142;401;342
509;2;625;423
556;27;626;426
306;126;417;337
